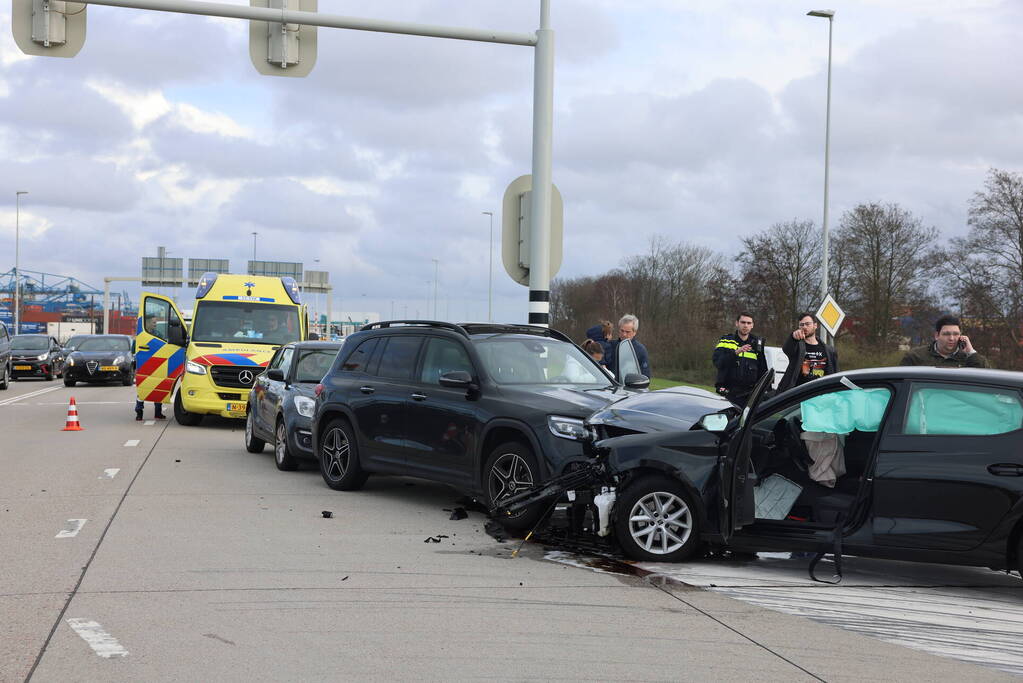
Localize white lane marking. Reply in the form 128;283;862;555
123;439;140;447
67;619;129;658
36;401;131;406
55;519;87;538
0;385;63;406
144;420;154;426
99;468;121;479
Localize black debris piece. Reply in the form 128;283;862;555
321;510;333;518
449;507;468;520
454;496;490;514
424;534;450;543
175;459;181;463
341;576;349;581
484;520;509;543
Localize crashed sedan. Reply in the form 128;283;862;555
496;367;1023;578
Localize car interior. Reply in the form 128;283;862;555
749;387;892;526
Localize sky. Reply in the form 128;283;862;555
2;0;1021;325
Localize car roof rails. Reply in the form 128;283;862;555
360;320;470;338
458;323;573;344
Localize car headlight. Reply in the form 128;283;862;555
548;415;589;441
67;357;75;366
294;396;315;418
186;360;208;375
113;355;126;365
37;353;47;361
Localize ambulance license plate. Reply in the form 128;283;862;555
100;365;119;372
227;402;247;413
14;365;31;370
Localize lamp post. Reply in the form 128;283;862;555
251;232;258;262
482;211;494;322
808;8;834;343
14;191;28;334
432;258;439;320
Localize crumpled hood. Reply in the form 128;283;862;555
499;384;629;418
587;386;731;433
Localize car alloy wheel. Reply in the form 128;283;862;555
488;453;535;504
321;427;350;482
627;490;693;556
275;418;298;471
244;409;265;453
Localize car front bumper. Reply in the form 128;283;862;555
65;364;130;382
179;373;250;419
11;360;52;377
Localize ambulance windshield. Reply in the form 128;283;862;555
191;301;300;345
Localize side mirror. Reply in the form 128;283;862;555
266;368;285;382
699;413;730;432
624;373;650;390
439;370;473;388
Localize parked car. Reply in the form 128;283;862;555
312;321;648;528
0;321;11;390
245;340;344;470
499;367;1023;577
10;334;64;380
63;335;134;386
62;334;91;353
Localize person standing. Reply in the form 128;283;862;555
603;314;651;379
584;320;614;360
712;312;768;405
779;313;838;392
134;315;166;421
900;315;987;368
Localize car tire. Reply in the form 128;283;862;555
64;377;75;387
318;418;367;491
484;442;545;532
614;475;701;563
244;409;265;453
274;417;299;471
44;365;54;381
1017;533;1023;579
174;391;203;426
0;364;8;390
121;373;134;387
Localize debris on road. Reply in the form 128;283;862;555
424;535;449;543
449;507;468;520
321;510;333;518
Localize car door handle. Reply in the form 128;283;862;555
359;386;374;394
410;393;427;401
987;463;1023;476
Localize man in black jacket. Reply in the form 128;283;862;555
712;312;768;405
779;312;838;392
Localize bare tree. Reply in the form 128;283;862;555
836;202;938;350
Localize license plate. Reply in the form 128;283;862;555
13;365;31;370
227;402;247;413
100;365;119;372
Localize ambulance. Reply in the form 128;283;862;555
135;273;307;425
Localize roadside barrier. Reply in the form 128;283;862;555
62;397;83;431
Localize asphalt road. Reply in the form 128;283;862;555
1;380;1017;681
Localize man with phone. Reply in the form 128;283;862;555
713;312;768;405
901;315;987;368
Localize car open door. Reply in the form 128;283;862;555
135;293;188;405
718;370;774;542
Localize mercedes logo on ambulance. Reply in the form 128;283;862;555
238;370;255;385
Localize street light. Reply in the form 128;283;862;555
251;232;258;262
808;8;835;321
14;191;28;334
432;258;439;320
482;211;494;322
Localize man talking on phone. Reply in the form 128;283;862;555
901;315;987;368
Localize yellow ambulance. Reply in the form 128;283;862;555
135;273;307;424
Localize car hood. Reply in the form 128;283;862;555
499;384;630;417
70;351;129;362
587;385;732;434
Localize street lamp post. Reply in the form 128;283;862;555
482;211;494;322
14;191;28;334
251;232;258;262
808;8;834;342
432;259;439;320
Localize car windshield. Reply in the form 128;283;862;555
12;336;48;351
294;348;341;383
78;337;131;352
191;301;300;345
475;337;612;386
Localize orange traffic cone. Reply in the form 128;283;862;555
62;397;83;431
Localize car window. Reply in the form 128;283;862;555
143;298;172;341
341;338;378;373
475;337;611;386
616;339;641;380
419;338;474;384
376;336;422;380
274;348;294;376
269;346;292;370
754;386;892;435
904;384;1023;436
295;348;341;383
12;336;48;351
78;338;131;352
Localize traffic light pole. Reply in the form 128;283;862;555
36;0;554;325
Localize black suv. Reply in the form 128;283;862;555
312;321;648;527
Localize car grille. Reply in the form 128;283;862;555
210;365;259;389
86;361;99;374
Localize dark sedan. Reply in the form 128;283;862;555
245;341;343;470
499;367;1023;578
63;335;134;386
10;334;64;380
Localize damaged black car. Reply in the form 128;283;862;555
496;367;1023;577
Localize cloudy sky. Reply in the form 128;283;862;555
2;0;1021;324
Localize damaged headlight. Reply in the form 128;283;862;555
548;415;589;441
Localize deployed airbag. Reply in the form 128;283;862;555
800;388;890;434
906;388;1023;435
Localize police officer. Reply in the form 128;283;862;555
713;312;768;405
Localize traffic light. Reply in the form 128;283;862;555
248;0;317;78
11;0;87;58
